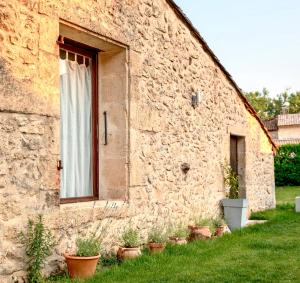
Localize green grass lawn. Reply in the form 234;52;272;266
276;186;300;205
51;187;300;283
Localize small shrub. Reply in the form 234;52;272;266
275;144;300;186
212;217;225;228
171;224;189;239
195;218;211;227
224;164;239;199
121;227;140;248
76;237;101;257
19;215;55;283
148;228;168;244
211;218;226;234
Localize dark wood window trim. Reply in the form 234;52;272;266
58;37;99;204
230;135;238;174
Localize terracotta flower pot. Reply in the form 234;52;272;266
188;225;212;241
215;226;225;237
148;242;165;253
169;236;187;245
117;247;141;261
64;253;100;279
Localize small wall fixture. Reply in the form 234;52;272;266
181;163;190;174
191;91;202;108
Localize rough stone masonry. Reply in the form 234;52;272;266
0;0;276;281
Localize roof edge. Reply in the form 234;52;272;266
166;0;277;152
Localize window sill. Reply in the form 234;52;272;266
59;199;127;211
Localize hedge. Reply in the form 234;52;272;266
275;144;300;186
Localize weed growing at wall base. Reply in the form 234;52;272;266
19;215;55;283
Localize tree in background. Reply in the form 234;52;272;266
244;88;273;120
289;92;300;113
245;88;300;120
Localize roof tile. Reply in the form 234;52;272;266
274;138;300;145
278;114;300;126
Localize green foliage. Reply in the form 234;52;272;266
289;92;300;113
274;144;300;186
245;88;300;119
249;212;267;220
210;218;226;235
19;215;55;283
76;237;101;257
245;88;273;119
224;164;239;199
101;253;119;267
194;218;211;227
121;227;140;248
194;218;218;234
148;228;168;244
212;217;225;228
171;224;189;238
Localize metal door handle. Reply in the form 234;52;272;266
104;111;108;145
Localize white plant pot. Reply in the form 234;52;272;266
222;199;248;231
295;197;300;213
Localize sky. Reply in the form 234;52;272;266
174;0;300;97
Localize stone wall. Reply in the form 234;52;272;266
0;0;275;281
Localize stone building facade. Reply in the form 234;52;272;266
0;0;276;281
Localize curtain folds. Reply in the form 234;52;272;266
60;59;93;198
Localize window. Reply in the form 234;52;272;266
58;23;129;202
58;37;99;203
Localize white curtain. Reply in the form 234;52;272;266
60;59;93;198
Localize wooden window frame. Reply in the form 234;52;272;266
58;37;99;204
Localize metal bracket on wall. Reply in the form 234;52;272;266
57;160;63;171
104;111;108;145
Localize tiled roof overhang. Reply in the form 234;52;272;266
278;114;300;126
264;118;278;131
166;0;277;152
274;138;300;146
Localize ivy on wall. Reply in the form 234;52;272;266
275;144;300;186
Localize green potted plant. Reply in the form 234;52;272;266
188;218;212;241
212;217;226;237
147;228;168;253
169;224;188;245
222;164;248;230
64;237;101;279
117;227;141;260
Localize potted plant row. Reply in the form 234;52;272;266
62;219;229;279
20;215;229;282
